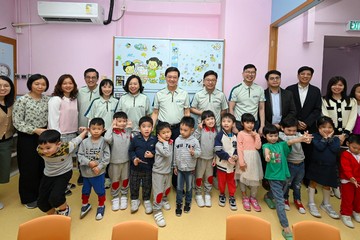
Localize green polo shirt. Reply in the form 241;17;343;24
153;87;190;125
116;93;150;132
229;82;265;121
78;85;100;128
191;88;228;127
85;96;119;130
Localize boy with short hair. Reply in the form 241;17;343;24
279;117;308;214
214;113;238;211
104;112;132;211
262;124;311;240
37;129;87;216
174;116;201;216
129;116;157;214
78;118;110;221
152;121;173;227
340;134;360;228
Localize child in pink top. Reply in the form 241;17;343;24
237;113;263;212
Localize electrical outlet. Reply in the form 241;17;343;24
15;27;22;34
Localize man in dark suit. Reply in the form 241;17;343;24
286;66;322;187
264;70;297;129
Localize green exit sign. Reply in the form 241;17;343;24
347;21;360;31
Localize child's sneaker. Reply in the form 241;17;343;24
144;200;153;214
281;230;293;240
57;205;71;216
229;196;237;211
184;202;191;213
218;194;226;207
250;197;261;212
154;211;166;227
65;189;72;196
162;201;171;210
320;202;339;219
204;195;212;207
341;215;354;228
284;199;290;211
308;203;321;218
294;200;306;214
120;196;128;210
80;203;91;219
333;187;341;199
67;183;76;189
130;199;140;214
242;197;251;211
175;204;182;217
263;193;275;209
195;195;205;208
111;197;120;211
353;211;360;222
95;206;105;220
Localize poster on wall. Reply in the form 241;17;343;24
113;37;224;102
0;36;16;81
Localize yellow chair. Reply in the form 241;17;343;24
292;220;341;240
17;215;71;240
112;220;158;240
226;214;271;240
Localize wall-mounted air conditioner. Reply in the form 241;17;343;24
37;1;104;24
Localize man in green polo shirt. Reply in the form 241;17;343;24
228;64;265;135
190;70;228;130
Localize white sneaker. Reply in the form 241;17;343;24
0;201;4;210
120;196;128;210
144;200;153;214
130;199;140;214
341;215;354;228
195;195;205;208
162;201;171;211
320;203;339;219
308;203;321;218
353;211;360;222
204;195;212;207
333;187;341;199
112;198;120;211
153;211;166;227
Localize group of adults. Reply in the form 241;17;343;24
0;63;359;209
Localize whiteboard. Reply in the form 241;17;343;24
113;37;224;103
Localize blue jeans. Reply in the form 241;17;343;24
284;162;305;201
176;170;193;205
82;173;106;197
268;180;289;228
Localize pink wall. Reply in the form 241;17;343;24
0;0;16;39
7;0;272;96
277;0;360;90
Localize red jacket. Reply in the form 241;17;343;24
340;150;360;182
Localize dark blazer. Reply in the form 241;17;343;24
286;83;322;133
264;87;297;126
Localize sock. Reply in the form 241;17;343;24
98;195;106;206
322;188;331;205
308;187;316;204
82;194;90;205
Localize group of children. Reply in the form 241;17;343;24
35;109;360;238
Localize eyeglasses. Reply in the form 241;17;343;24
204;78;217;83
85;76;98;80
269;76;280;81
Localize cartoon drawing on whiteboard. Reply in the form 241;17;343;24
195;60;208;72
136;63;148;84
210;54;216;62
134;43;148;51
211;43;221;50
141;52;147;58
159;73;166;84
125;43;131;48
152;45;157;51
146;57;163;83
123;61;136;75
